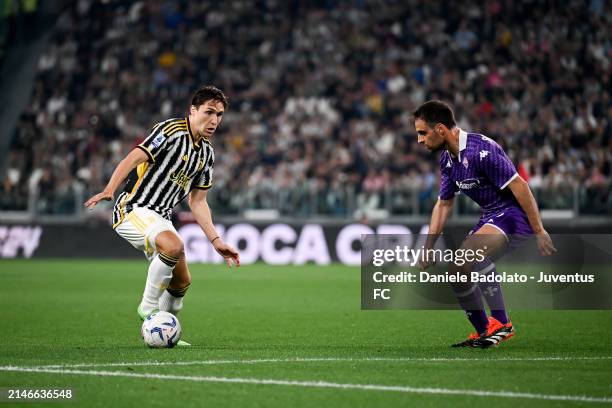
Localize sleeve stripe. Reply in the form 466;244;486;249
500;173;518;190
164;120;187;134
193;184;212;190
437;191;459;200
166;125;187;137
137;145;155;163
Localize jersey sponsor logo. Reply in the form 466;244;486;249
169;168;192;191
479;150;489;160
151;134;165;149
182;154;189;161
455;178;480;190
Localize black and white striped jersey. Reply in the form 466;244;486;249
112;117;214;227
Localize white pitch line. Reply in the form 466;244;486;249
35;355;612;369
0;365;610;404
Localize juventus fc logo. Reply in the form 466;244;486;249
170;169;191;190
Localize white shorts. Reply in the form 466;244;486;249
115;207;179;261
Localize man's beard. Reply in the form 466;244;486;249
428;144;444;153
428;130;445;152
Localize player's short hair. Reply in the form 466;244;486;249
191;85;229;109
413;100;456;129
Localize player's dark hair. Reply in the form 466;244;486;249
413;100;456;129
191;85;229;109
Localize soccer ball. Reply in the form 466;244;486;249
141;311;182;348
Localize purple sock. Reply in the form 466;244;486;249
452;283;489;335
475;260;509;324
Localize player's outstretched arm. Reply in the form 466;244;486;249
84;148;149;210
188;189;240;268
507;176;557;256
421;198;455;269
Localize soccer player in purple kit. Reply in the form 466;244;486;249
414;100;556;348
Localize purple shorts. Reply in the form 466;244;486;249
469;206;533;249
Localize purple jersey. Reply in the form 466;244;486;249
438;129;521;219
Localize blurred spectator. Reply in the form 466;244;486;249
2;0;611;217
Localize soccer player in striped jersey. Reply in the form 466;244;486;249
414;100;556;348
85;86;240;345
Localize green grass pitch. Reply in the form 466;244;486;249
1;259;611;407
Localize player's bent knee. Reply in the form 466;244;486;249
156;232;184;259
159;243;184;259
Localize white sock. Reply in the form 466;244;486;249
139;253;178;314
159;285;189;315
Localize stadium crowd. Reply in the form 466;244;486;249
2;0;610;217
